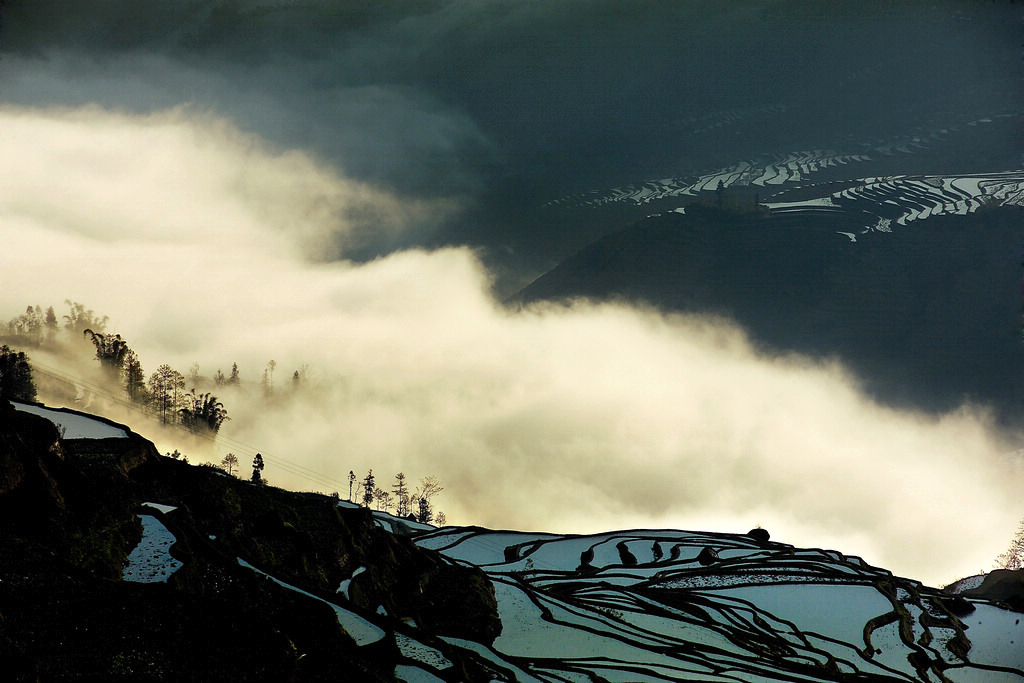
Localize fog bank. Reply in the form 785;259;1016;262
2;106;1021;586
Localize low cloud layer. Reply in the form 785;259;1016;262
2;106;1021;586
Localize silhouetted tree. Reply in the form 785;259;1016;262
180;390;230;434
411;476;443;524
416;496;432;524
266;360;277;394
228;363;240;385
148;364;185;425
221;452;239;476
435;511;447;526
362;469;375;507
123;350;147;404
213;369;226;386
348;470;356;502
83;329;130;377
416;476;444;505
6;306;44;343
252;453;265;484
392;472;410;517
63;300;107;336
43;306;58;340
374;487;392;513
996;519;1024;570
0;345;37;402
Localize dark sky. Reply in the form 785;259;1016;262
3;0;1019;282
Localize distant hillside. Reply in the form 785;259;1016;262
514;203;1024;421
2;399;1023;681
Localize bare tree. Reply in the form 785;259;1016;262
221;453;239;476
996;519;1024;570
148;364;185;425
374;488;392;513
416;475;444;504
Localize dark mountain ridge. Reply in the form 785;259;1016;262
515;203;1024;421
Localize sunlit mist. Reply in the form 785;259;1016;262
2;105;1021;587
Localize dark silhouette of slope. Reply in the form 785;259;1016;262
0;401;501;681
515;204;1024;421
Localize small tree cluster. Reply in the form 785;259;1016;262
2;301;108;346
354;471;445;524
83;329;130;378
179;390;230;434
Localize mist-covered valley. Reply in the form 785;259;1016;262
2;0;1024;591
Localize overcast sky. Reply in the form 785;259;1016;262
2;1;1022;586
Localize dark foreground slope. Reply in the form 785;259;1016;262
516;204;1024;421
0;401;500;682
3;399;1023;682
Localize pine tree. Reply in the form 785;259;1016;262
228;363;240;385
252;453;265;484
123;350;147;404
348;470;356;502
43;306;58;341
392;472;410;517
362;469;375;507
417;496;432;524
